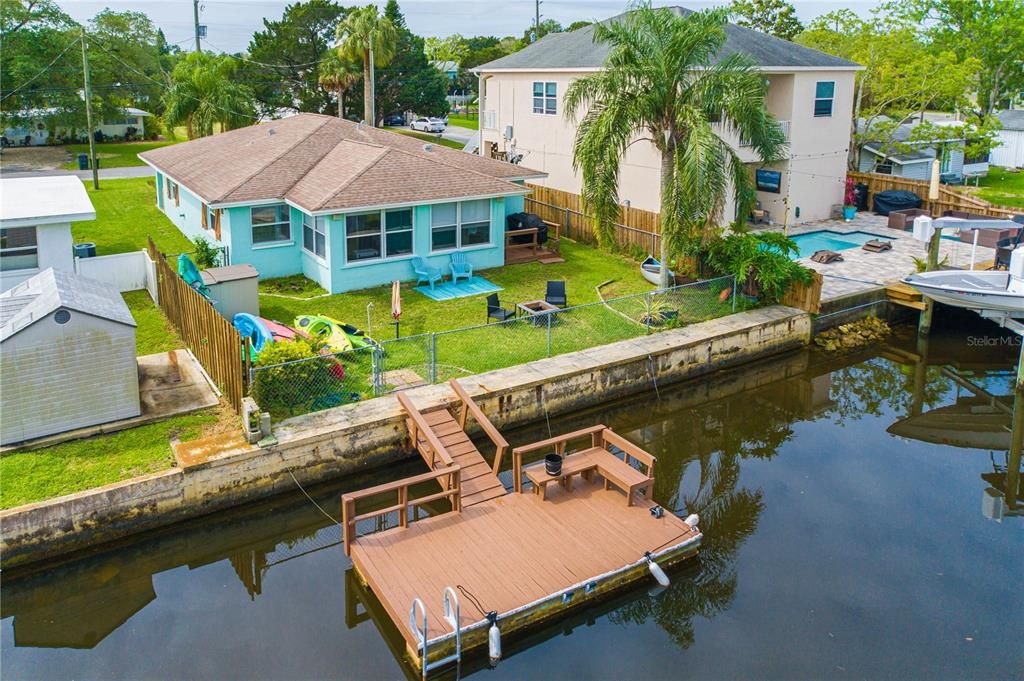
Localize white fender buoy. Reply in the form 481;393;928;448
487;612;502;666
644;552;670;587
684;513;700;530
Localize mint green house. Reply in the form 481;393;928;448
140;114;543;293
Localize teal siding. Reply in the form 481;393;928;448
155;179;221;248
224;205;304;280
155;172;165;210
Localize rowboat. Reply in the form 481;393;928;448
640;255;673;286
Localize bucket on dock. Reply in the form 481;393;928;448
544;454;562;476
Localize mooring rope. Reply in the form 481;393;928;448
288;470;341;525
457;584;490;618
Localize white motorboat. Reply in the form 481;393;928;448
902;246;1024;316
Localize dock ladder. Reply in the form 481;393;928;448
409;586;462;679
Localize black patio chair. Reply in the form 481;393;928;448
486;293;515;323
545;280;567;308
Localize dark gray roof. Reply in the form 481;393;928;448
0;268;135;342
997;109;1024;131
476;6;859;71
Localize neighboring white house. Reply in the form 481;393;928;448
0;176;96;292
2;107;151;146
474;6;862;226
0;268;140;445
991;109;1024;169
857;118;990;181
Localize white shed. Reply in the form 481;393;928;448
991;110;1024;169
0;268;140;445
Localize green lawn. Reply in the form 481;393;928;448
73;177;194;256
447;113;479;130
123;290;184;355
61;141;178;170
0;411;217;510
975;167;1024;208
389;128;465;149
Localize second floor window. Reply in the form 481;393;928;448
814;81;834;118
533;81;557;115
251;204;291;244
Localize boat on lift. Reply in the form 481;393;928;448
902;243;1024;316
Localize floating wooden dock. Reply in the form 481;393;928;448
341;381;701;674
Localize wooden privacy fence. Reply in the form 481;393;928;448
847;171;1018;218
147;238;244;413
781;270;823;314
525;184;664;255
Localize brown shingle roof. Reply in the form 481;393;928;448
139;114;542;212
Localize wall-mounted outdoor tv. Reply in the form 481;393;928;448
756;168;782;193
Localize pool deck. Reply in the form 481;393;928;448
761;214;996;302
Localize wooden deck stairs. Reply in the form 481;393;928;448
397;380;508;508
885;281;927;310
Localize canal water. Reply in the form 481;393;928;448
3;318;1021;680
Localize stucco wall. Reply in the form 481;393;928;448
0;311;140;444
0;222;75;292
480;69;854;225
0;305;809;568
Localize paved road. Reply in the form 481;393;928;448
0;165;154;180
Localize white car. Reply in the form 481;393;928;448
410;117;446;133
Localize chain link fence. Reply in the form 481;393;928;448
250;275;737;417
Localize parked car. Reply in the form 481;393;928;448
411;117;446;133
382;114;405;127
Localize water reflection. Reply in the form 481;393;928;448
2;320;1021;680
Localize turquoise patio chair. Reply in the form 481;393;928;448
412;257;443;290
450;252;473;285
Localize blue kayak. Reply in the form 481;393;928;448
178;254;212;299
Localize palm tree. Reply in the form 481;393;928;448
318;50;362;119
163;52;255;138
334;5;398;126
565;4;787;287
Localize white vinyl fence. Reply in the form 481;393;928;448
74;249;158;301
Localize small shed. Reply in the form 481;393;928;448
200;264;259;322
0;268;140;445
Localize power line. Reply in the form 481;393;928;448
0;37;80;102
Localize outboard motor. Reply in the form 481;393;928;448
1008;248;1024;295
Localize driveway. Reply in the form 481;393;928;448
0;165;154;180
0;145;155;179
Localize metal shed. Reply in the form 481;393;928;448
0;268;140;445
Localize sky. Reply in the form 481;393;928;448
58;0;883;53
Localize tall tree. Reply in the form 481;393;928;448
317;49;360;118
371;0;449;119
424;34;468;64
335;4;398;125
730;0;804;41
565;4;786;286
246;0;348;116
162;52;255;138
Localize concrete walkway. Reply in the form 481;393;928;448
0;166;154;180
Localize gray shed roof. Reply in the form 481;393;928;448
476;6;860;71
997;109;1024;131
0;268;135;342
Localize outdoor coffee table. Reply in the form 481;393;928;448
518;299;558;326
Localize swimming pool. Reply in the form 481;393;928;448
789;230;893;259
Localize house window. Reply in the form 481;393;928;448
533;81;557;115
814;81;834;118
940;145;952;173
0;226;38;271
251;204;291;244
874;162;894;175
303;213;327;258
345;209;414;263
431;201;492;252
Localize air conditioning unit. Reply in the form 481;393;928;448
504;125;514;141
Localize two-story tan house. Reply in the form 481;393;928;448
475;7;861;226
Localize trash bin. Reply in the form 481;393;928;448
77;153;89;170
73;242;97;258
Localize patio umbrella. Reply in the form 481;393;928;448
391;280;401;338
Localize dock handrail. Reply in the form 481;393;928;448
448;379;510;475
511;425;607;493
397;392;456;469
341;464;462;555
602;428;656;478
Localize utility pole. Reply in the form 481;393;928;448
368;44;376;126
193;0;202;53
80;28;99;190
533;0;542;41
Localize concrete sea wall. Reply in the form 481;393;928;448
1;305;810;569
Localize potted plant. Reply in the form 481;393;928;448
637;298;678;327
843;178;857;221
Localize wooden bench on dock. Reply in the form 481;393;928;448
513;426;655;506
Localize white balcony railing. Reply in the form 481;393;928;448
740;120;791;148
482;110;498;130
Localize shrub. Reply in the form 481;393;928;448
191;235;221;269
703;231;812;304
251;339;348;418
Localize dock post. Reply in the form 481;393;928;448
1007;346;1024;509
917;229;942;337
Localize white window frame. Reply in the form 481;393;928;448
303;212;327;259
532;81;557;116
251;204;291;245
813;81;835;118
0;226;39;272
344;208;415;265
430;200;492;253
